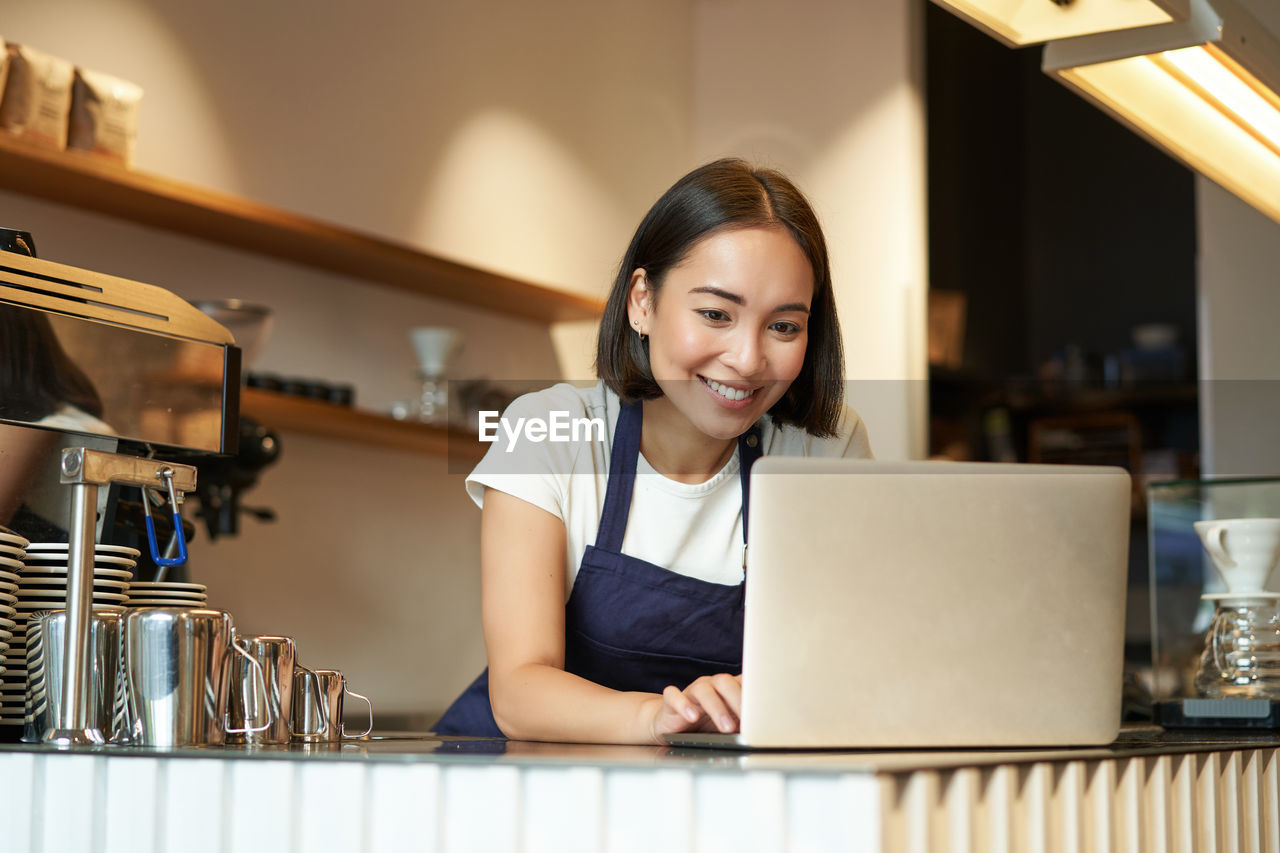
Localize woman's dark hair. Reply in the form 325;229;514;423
595;158;844;437
0;304;105;422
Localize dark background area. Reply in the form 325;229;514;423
923;3;1203;690
924;3;1198;386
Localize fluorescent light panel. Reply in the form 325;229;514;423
1154;45;1280;155
1045;0;1280;225
932;0;1186;47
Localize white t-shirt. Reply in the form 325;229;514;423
465;381;873;600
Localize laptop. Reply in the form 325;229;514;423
665;459;1131;749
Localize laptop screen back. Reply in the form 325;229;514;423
738;459;1131;748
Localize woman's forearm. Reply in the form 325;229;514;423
490;662;661;745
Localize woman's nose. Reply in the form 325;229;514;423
721;330;766;377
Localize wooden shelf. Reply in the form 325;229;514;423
240;388;485;461
0;136;604;323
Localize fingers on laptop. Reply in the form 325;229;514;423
663;674;743;733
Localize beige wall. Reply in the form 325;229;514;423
693;0;930;460
1195;178;1280;479
1;0;927;717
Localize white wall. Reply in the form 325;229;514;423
1;0;926;717
693;0;929;460
1195;177;1280;479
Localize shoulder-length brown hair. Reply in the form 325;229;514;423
595;158;844;437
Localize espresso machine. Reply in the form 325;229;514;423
0;229;241;744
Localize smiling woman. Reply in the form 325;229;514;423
432;159;874;744
597;159;847;441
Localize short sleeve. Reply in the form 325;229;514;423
761;403;875;459
833;404;875;459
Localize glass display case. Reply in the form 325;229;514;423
1147;476;1280;728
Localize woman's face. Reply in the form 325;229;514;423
628;225;814;442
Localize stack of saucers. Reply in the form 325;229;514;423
126;581;208;607
18;543;137;614
10;543;137;730
0;529;27;732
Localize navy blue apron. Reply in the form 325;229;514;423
433;399;763;737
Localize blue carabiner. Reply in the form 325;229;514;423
142;467;188;568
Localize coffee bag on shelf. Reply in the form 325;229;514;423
0;38;10;105
0;43;73;150
68;66;143;167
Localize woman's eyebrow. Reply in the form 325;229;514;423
689;286;811;314
690;285;743;305
774;302;811;314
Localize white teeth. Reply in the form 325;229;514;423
706;379;754;402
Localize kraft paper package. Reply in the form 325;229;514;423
68;66;143;167
0;38;8;108
0;43;74;150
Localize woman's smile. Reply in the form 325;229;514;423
699;376;759;407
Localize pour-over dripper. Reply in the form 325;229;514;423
1192;519;1280;699
410;327;462;378
1195;518;1280;595
408;327;462;424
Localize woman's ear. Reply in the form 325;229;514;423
626;269;652;336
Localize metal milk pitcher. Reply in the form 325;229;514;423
291;665;373;743
23;609;122;743
226;634;296;746
115;608;270;747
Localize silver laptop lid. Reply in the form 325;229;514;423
737;459;1131;748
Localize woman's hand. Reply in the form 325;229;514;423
647;673;743;744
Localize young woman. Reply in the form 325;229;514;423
433;158;873;744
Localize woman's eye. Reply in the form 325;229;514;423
697;309;730;323
771;321;802;336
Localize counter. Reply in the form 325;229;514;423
2;727;1277;852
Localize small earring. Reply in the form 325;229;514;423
635;328;647;343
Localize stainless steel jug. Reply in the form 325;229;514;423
291;665;373;743
24;609;122;743
226;634;296;746
115;608;269;747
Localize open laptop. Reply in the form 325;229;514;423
665;459;1131;749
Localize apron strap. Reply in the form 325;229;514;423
594;400;643;553
738;421;764;546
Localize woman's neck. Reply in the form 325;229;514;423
638;398;737;484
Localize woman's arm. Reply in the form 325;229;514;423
480;489;742;744
481;488;658;743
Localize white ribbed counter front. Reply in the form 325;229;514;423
1;728;1277;852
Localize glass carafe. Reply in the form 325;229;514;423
1193;596;1280;699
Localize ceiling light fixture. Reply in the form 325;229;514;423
929;0;1189;47
1043;0;1280;224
